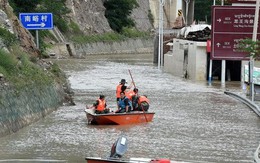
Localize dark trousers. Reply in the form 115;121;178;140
115;108;126;113
138;102;149;111
95;109;109;114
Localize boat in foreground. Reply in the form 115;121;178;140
85;136;190;163
85;157;190;163
85;109;155;125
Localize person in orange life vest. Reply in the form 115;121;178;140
125;87;138;100
93;95;110;114
116;79;128;102
137;95;149;111
126;88;139;111
115;92;132;113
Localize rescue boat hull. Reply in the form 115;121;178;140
85;157;128;163
85;109;155;125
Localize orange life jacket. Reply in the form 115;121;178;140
138;96;149;105
116;84;123;98
125;90;136;100
96;99;106;111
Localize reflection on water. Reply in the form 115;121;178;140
0;53;259;163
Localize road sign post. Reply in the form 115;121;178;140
250;0;260;101
19;13;53;49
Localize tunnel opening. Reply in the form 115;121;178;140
207;54;241;81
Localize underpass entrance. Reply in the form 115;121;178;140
207;54;242;81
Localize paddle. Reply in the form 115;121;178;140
128;69;148;122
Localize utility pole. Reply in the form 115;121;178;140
158;0;164;68
184;0;190;25
221;0;226;86
250;0;260;101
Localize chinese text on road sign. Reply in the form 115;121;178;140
19;13;53;30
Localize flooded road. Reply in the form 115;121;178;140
0;53;259;163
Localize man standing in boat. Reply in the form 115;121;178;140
116;79;128;103
92;95;110;114
115;92;132;113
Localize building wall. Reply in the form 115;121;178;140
187;41;207;80
164;39;185;78
164;38;207;81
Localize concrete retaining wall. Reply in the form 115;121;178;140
47;38;154;59
0;83;65;137
73;38;154;58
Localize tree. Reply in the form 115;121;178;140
104;0;139;33
239;39;260;59
194;0;232;24
37;0;70;32
9;0;70;33
194;1;212;23
9;0;42;14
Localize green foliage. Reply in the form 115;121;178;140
36;0;70;32
71;32;123;44
238;38;260;59
104;0;139;33
54;16;69;33
50;63;63;78
9;0;41;13
9;0;70;33
29;30;52;58
194;1;212;23
0;27;18;47
68;21;82;35
0;49;53;89
0;50;17;75
194;0;231;24
121;27;150;38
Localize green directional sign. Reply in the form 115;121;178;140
244;65;260;85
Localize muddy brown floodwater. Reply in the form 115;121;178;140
0;53;259;163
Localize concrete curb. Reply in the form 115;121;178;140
224;91;260;163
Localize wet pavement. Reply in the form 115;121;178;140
0;53;259;163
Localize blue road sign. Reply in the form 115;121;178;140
19;13;53;30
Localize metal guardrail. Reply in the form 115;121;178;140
224;91;260;116
224;91;260;162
